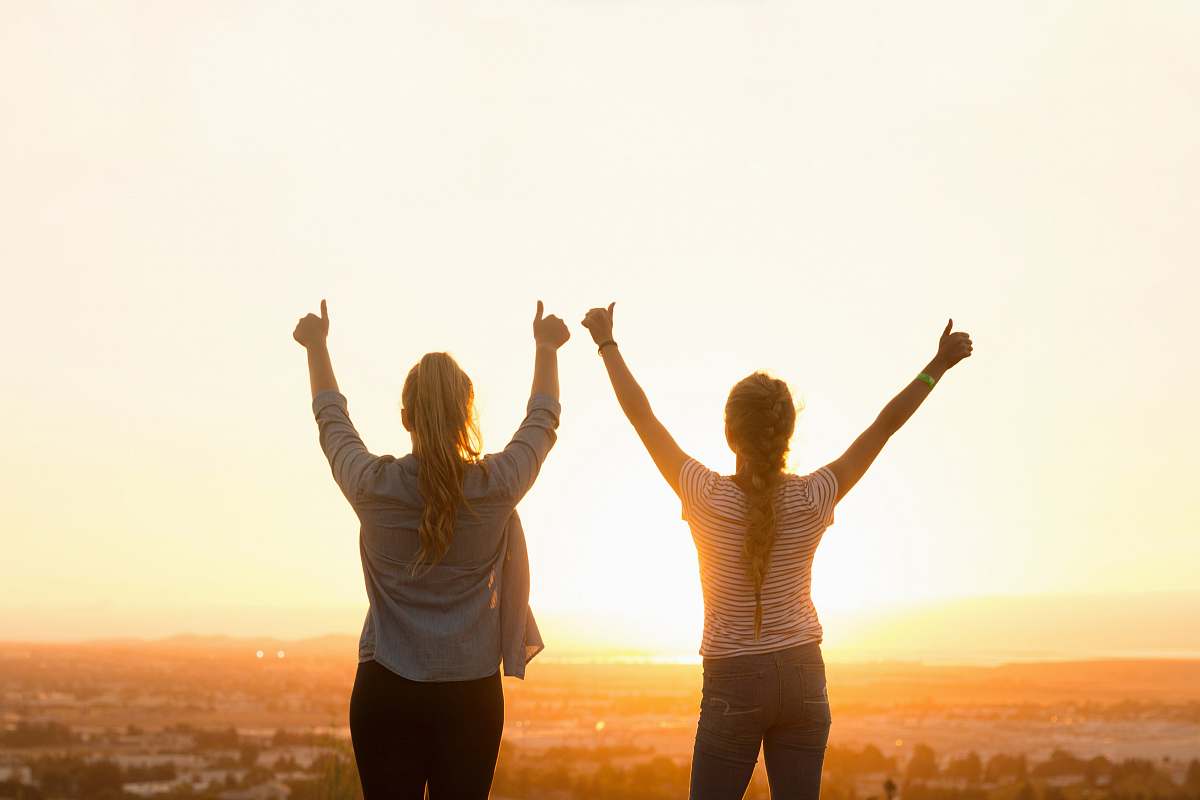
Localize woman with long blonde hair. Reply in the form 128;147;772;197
581;303;973;800
293;299;570;799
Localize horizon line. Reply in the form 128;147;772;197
5;633;1200;669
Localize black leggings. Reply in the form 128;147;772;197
348;659;504;799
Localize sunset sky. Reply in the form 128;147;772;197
3;2;1197;659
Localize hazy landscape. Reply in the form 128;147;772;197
3;637;1199;799
4;1;1198;798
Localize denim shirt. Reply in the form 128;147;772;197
312;390;558;681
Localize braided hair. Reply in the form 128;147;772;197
724;373;797;639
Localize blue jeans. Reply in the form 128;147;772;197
690;642;831;800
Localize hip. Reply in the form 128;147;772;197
350;658;503;717
697;642;830;733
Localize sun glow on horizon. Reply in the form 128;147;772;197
2;2;1198;656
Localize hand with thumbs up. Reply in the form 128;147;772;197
933;318;973;370
532;300;571;350
580;302;616;347
293;299;330;349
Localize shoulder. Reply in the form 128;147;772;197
680;457;715;486
355;454;415;501
681;459;748;520
781;467;838;522
680;458;730;500
797;466;837;500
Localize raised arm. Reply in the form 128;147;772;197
581;303;690;495
294;299;375;504
294;299;338;399
531;300;568;401
826;319;973;503
486;302;571;502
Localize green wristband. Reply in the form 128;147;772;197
916;372;936;388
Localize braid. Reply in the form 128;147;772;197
726;374;797;640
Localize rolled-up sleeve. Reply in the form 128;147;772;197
313;390;377;505
488;394;561;502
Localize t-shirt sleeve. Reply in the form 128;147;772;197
678;458;719;521
805;466;839;528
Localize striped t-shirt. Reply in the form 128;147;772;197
680;458;838;659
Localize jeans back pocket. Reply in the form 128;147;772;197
698;669;766;738
797;662;832;728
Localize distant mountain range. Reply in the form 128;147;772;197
6;591;1199;665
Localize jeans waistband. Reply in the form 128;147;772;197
702;640;823;671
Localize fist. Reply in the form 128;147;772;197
533;301;570;350
580;302;616;345
293;299;330;348
935;318;973;369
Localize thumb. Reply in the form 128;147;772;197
535;300;544;323
942;318;953;337
607;301;615;320
321;299;328;322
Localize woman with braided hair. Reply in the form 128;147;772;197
581;303;973;800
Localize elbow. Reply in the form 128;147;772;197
622;400;655;426
873;413;901;438
628;412;654;430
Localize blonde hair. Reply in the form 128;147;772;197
724;372;797;639
401;352;482;573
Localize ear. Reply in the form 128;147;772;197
401;407;413;432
